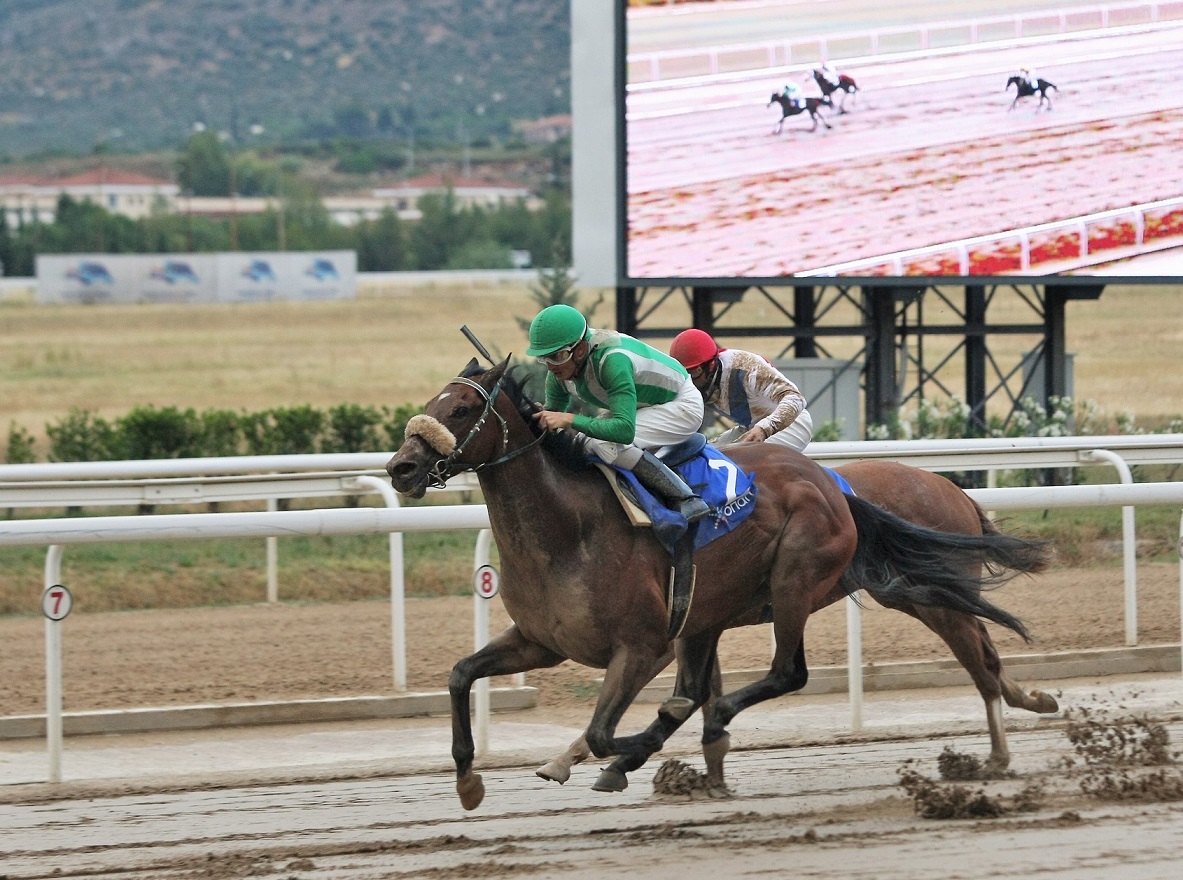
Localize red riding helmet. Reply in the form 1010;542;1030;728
670;328;722;369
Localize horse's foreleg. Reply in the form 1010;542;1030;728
584;643;671;764
591;633;720;793
538;645;677;785
449;626;565;810
536;734;591;785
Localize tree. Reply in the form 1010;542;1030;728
176;131;232;196
357;208;409;271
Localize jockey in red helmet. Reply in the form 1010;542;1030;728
670;328;814;451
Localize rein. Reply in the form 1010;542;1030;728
421;373;544;487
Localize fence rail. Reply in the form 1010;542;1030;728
796;196;1183;279
627;2;1183;83
4;435;1183;783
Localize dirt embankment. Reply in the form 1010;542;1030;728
2;564;1178;719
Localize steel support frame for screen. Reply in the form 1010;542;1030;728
616;283;1104;439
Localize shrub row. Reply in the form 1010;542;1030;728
4;402;424;464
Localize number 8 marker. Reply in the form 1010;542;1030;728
473;564;500;599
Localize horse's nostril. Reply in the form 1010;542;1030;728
388;460;414;478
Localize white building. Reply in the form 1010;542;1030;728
0;169;178;226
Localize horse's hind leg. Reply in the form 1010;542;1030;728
911;606;1055;775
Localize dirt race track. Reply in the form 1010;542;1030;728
3;721;1183;880
4;564;1183;878
626;27;1183;277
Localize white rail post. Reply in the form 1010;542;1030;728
1079;450;1138;645
43;545;65;783
846;592;864;732
473;528;495;756
350;476;407;692
266;498;279;603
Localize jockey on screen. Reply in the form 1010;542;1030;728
781;80;806;109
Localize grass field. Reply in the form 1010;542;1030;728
2;280;1182;454
1;279;1181;616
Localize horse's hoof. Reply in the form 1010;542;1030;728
535;761;571;785
457;771;485;811
707;783;735;799
1033;691;1060;715
983;759;1012;779
659;696;695;723
592;767;629;792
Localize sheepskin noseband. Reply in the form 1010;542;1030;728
404;414;457;456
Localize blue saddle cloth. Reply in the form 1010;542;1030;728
609;444;758;555
821;466;855;496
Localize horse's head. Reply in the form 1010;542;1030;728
1005;75;1019;90
387;357;520;498
768;93;779;107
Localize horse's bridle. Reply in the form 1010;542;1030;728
419;373;544;488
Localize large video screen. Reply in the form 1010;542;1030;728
620;0;1183;285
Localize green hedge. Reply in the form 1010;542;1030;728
4;402;424;464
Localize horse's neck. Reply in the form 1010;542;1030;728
475;443;603;537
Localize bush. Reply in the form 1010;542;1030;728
117;405;204;459
46;408;120;461
323;403;384;453
5;422;36;464
198;409;245;457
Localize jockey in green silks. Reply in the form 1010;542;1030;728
527;304;710;540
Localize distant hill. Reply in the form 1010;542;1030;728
0;0;570;160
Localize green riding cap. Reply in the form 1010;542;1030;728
527;304;590;356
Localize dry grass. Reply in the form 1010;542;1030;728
1;280;1181;456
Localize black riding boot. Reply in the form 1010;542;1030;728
630;450;711;537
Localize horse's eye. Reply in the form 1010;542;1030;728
452;405;471;419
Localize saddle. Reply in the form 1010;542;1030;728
594;435;757;639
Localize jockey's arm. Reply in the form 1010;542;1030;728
570;355;638;444
742;361;806;439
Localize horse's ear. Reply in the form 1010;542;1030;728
485;356;512;386
461;357;481;377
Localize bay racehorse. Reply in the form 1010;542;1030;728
812;67;859;112
537;459;1058;794
767;92;833;133
386;359;1049;809
1007;75;1057;111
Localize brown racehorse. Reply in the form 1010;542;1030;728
386;359;1049;809
537;459;1059;794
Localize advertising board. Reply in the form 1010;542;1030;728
35;252;356;304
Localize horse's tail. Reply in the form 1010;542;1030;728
840;494;1050;642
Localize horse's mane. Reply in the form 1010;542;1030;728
458;360;593;471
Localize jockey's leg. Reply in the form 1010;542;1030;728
764;409;813;452
583;438;709;544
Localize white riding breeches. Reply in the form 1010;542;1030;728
583;377;705;465
715;408;814;452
